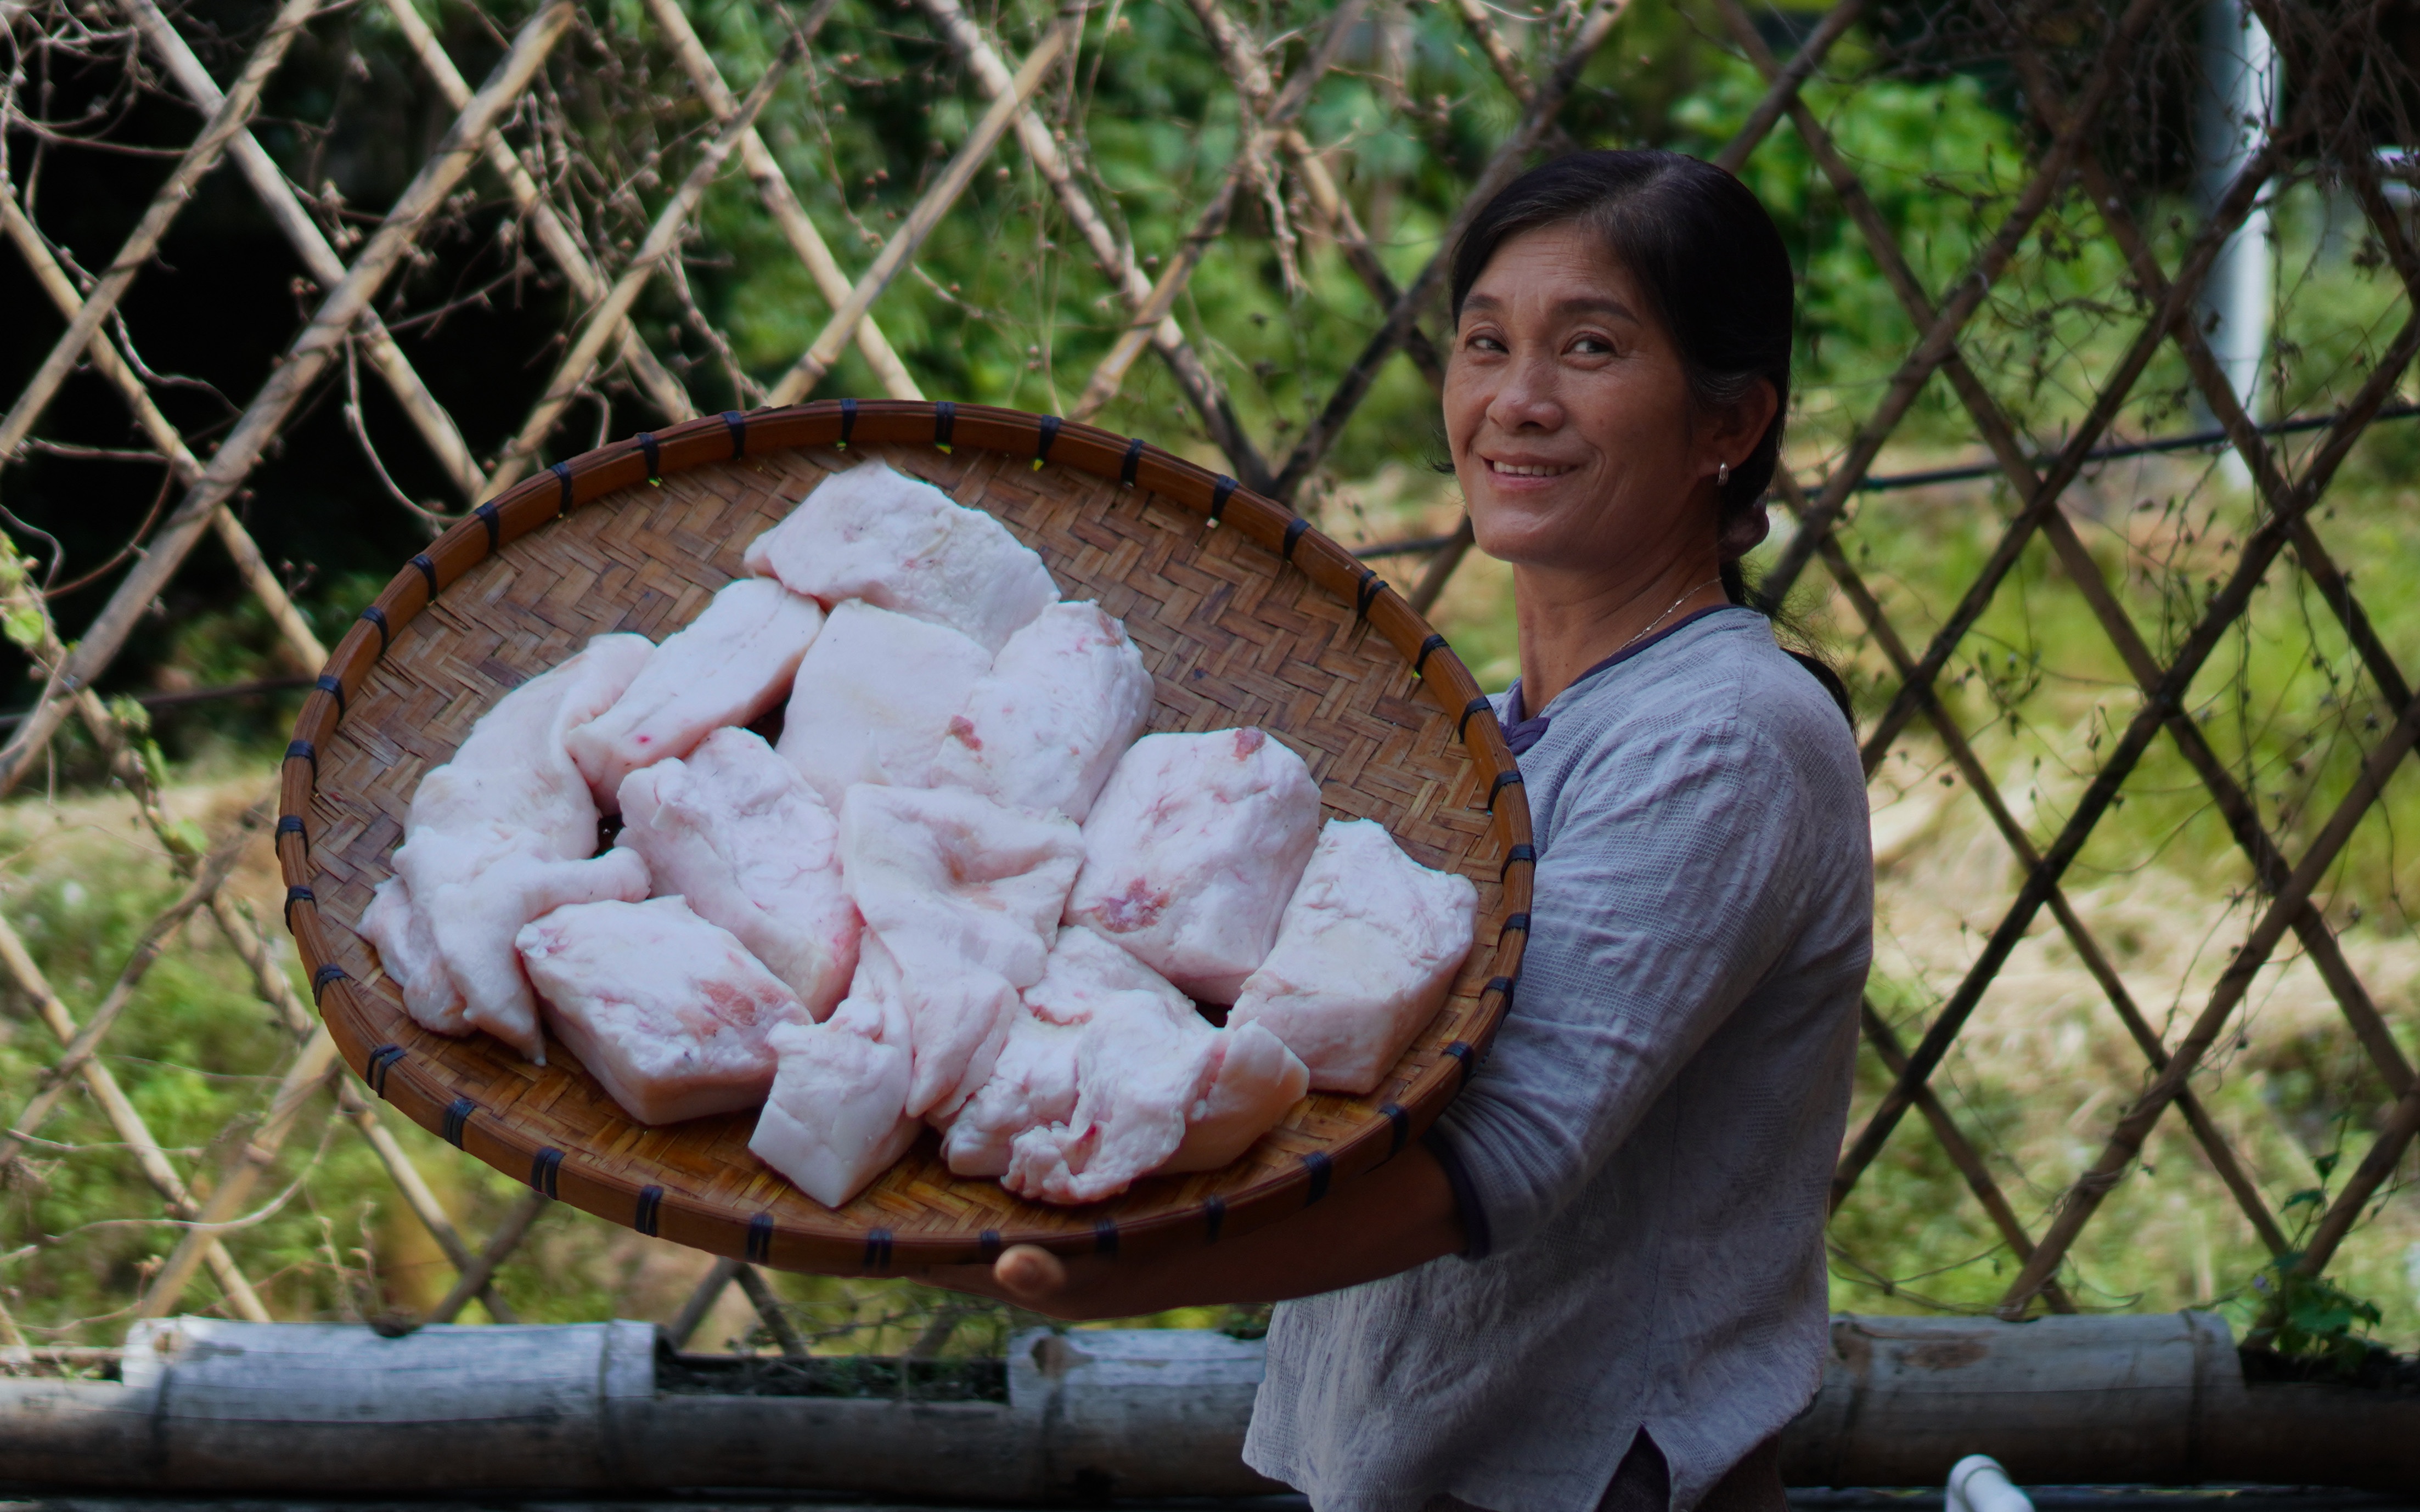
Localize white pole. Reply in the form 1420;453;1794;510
1946;1454;2036;1512
2196;0;2278;485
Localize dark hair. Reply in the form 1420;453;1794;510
1449;149;1794;612
1450;150;1849;721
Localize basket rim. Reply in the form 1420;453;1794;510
278;399;1533;1273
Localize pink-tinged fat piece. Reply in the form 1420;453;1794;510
368;633;653;1050
566;578;824;808
750;946;922;1207
938;924;1180;1177
520;896;810;1125
398;826;652;1063
743;459;1058;653
778;601;992;812
968;926;1308;1201
1228;818;1478;1094
935;1005;1078;1178
841;786;1083;1118
410;633;654;860
1161;1021;1310;1174
1064;727;1321;1002
359;876;466;1035
615;727;860;1019
932;601;1153;823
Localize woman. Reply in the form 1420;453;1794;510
930;150;1872;1512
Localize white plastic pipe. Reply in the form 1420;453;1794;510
1946;1454;2035;1512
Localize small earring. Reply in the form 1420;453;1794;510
1716;461;1730;486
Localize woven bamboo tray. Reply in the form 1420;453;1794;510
279;400;1533;1273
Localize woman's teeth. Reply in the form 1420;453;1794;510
1489;461;1574;477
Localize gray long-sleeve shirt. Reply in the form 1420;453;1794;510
1243;607;1872;1512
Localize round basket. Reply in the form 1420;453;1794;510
279;400;1532;1273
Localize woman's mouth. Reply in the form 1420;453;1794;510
1485;459;1578;478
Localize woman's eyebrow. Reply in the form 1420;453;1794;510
1460;292;1641;323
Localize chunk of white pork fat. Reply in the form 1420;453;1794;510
519;896;811;1125
840;785;1083;1119
372;634;656;1057
408;633;654;857
360;876;463;1033
1228;818;1478;1094
931;602;1152;823
614;727;860;1018
778;601;991;811
749;936;921;1207
1063;728;1321;1002
743;459;1057;652
397;825;651;1061
565;577;824;807
960;927;1308;1200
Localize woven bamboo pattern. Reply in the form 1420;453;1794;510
280;402;1530;1270
2;0;2416;1345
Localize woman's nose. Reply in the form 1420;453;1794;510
1484;356;1563;431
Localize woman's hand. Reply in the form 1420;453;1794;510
915;1144;1467;1318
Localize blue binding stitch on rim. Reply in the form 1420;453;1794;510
1302;1150;1333;1204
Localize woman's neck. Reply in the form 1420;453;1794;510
1511;550;1728;714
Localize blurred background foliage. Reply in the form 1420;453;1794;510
3;0;2417;1360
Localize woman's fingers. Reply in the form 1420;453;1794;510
993;1243;1068;1300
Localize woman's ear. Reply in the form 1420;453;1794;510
1709;378;1781;471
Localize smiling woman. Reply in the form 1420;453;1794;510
928;152;1873;1512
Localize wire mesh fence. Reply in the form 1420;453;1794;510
2;0;2417;1370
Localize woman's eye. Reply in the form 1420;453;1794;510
1466;333;1507;353
1571;334;1615;356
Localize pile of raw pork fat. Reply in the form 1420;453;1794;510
361;460;1478;1208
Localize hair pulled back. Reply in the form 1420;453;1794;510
1449;149;1795;610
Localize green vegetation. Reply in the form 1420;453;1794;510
1;0;2413;1361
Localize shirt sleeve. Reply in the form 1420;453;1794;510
1430;706;1814;1257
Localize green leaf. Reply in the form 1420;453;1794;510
2;602;44;651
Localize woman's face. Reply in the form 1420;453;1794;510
1444;223;1740;577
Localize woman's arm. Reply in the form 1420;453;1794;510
916;1142;1462;1319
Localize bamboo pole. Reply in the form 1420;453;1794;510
1999;684;2420;1313
0;0;319;470
426;1189;550;1325
1069;0;1370;421
120;0;486;504
646;0;922;402
482;42;794;492
0;807;263;1174
378;0;696;428
1265;0;1631;500
912;0;1270;484
763;18;1077;407
0;909;271;1321
0;0;575;802
0;181;323;672
136;1028;345;1318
